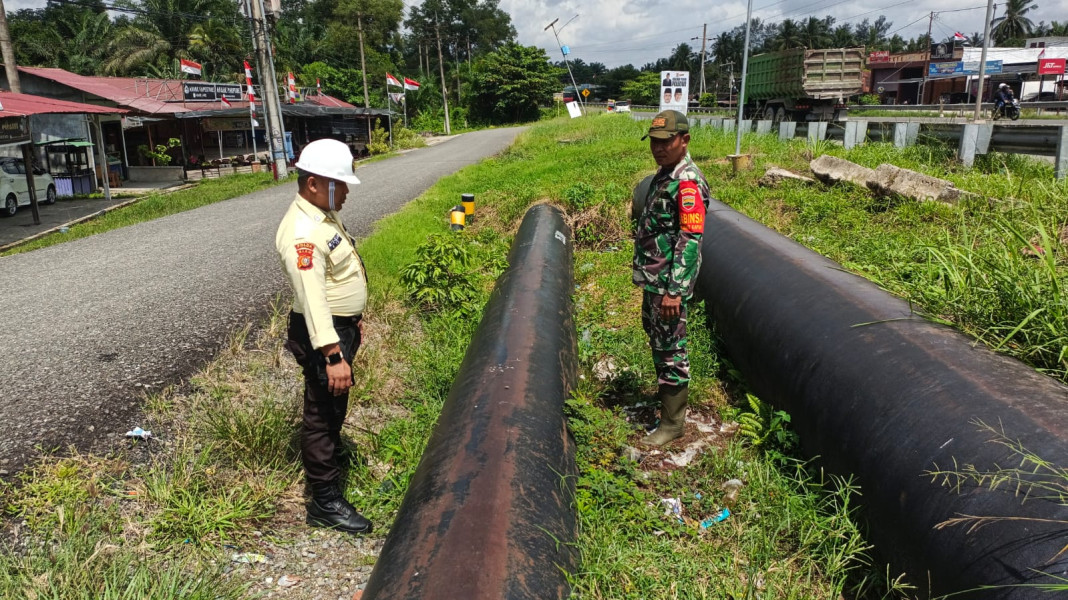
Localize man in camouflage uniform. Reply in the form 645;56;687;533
633;110;711;446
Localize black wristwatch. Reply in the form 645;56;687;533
326;351;343;365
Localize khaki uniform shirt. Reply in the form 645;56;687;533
276;194;368;349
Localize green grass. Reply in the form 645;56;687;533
1;172;291;257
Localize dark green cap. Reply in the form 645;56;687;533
642;110;689;140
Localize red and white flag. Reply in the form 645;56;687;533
287;72;297;103
386;72;402;87
244;61;254;83
316;78;322;95
952;32;967;42
180;58;202;76
403;77;421;91
1038;47;1047;59
220;96;232;108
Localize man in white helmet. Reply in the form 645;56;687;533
994;82;1015;115
275;138;371;534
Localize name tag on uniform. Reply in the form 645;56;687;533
327;233;342;251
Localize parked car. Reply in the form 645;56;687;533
0;157;56;217
613;100;631;113
1022;91;1059;102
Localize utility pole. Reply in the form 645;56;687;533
545;16;584;115
735;0;754;157
248;0;287;177
973;0;996;120
435;15;451;134
919;11;934;104
0;0;20;93
691;24;708;98
357;13;369;108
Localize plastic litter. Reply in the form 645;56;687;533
124;427;152;440
660;497;683;521
231;552;268;564
700;508;731;528
722;479;744;505
277;575;301;588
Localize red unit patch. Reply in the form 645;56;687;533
295;242;315;271
677;180;704;234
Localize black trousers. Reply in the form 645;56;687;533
285;311;362;488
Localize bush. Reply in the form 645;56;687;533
858;93;881;106
392;126;427;150
367;124;390;155
400;233;481;316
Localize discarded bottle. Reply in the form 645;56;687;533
721;478;743;505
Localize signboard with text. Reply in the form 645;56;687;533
659;70;690;115
869;50;890;63
1038;58;1066;75
0;116;30;145
928;60;1003;77
182;82;243;102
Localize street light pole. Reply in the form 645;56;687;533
545;16;585;115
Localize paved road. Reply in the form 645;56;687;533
0;128;524;472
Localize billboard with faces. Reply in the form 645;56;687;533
659;71;690;115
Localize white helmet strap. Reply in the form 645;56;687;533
328;180;337;211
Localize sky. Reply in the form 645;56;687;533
5;0;1066;69
498;0;1068;68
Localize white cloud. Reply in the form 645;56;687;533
502;0;1068;68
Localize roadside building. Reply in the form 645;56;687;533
0;67;390;184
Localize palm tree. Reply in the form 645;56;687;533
187;18;244;78
102;27;172;75
991;0;1038;44
802;16;832;49
775;19;803;50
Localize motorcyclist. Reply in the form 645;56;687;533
994;83;1015;114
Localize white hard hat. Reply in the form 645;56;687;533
295;138;360;185
999;83;1008;88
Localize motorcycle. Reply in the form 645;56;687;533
993;98;1020;121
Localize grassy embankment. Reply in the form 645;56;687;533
1;172;290;257
2;114;1065;599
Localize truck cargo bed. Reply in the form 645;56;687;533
746;48;865;101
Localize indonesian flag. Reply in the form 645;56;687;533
403;77;421;91
287;72;297;103
220;96;232;108
1039;47;1047;59
952;32;967;42
386;72;402;87
180;58;202;76
244;60;254;83
317;78;322;95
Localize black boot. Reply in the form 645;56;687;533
307;483;373;535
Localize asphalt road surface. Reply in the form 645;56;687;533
0;127;524;473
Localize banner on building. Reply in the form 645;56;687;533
868;50;890;63
1038;58;1066;75
928;60;1003;77
659;70;690;115
182;82;242;102
930;42;955;61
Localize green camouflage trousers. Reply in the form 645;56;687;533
641;291;690;387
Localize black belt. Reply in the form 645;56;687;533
291;311;361;327
332;314;362;327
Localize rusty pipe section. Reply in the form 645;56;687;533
695;200;1068;598
362;204;578;600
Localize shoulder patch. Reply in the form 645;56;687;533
678;181;705;234
327;233;342;251
295;242;315;271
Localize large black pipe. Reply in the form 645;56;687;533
695;199;1068;598
362;204;578;600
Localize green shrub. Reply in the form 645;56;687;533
367;124;390;155
392;126;427;150
400;233;481;316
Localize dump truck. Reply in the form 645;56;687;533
744;47;865;122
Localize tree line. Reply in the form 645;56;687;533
6;0;1061;123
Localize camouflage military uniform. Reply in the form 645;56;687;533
633;153;711;387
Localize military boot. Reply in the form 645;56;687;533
641;385;688;446
307;483;373;535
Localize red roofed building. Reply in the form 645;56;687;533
1;67;390;175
